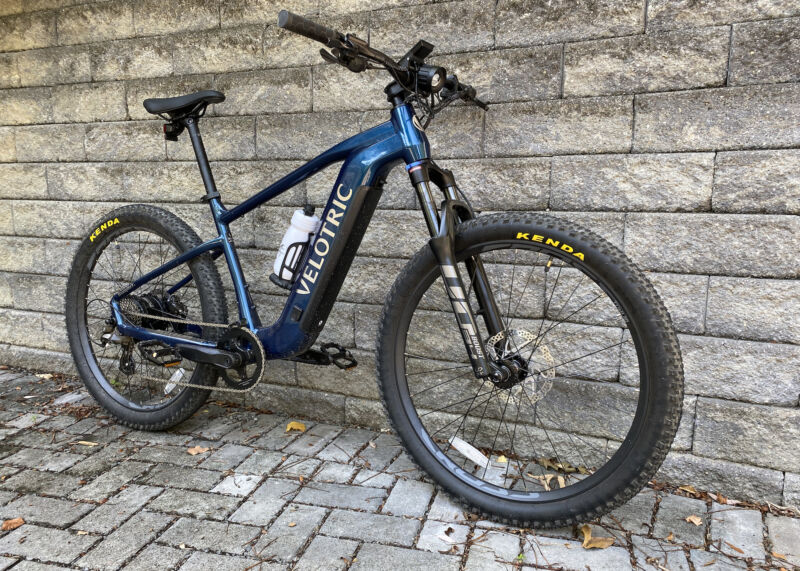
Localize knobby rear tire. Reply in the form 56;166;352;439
65;204;228;431
377;212;684;527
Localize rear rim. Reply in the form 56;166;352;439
396;239;651;503
76;226;210;412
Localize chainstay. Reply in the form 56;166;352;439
122;311;266;394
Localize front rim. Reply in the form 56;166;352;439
396;239;650;503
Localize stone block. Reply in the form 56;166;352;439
706;277;800;344
648;0;799;30
85;121;164;161
5;273;66;313
785;473;800;508
15;124;86;162
381;478;435;517
709;504;765;561
215;68;312;115
350;543;460;571
77;510;172;570
321;509;420;545
0;525;98;564
295;535;358;571
0;127;14;162
681;335;800;405
565;27;728;96
228;478;298;526
16;46;91;87
57;1;134;45
133;0;219;36
173;26;264;75
159;517;260;555
522;536;632;570
0;494;93;528
551;153;713;212
0;11;56;51
0;55;18;89
652;493;707;546
631;536;690;571
123;544;186;571
766;514;800;566
294;481;386;511
624;213;799;278
256;111;364;160
496;0;644;46
147;488;239;521
91;37;173;81
371;2;493;58
178;552;264;571
417;520;470;554
0;86;52;126
311;65;388;112
694;397;800;472
730;17;800;86
166;116;255;161
646;272;708;335
254;503;327;562
656;451;784;504
713;149;800;214
213;160;305;205
52;82;127;123
436;45;562;103
248;383;346;424
222;0;316;27
0;164;47;199
435;157;551;211
486;97;633;156
634;83;800;152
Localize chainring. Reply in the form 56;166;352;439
218;326;265;390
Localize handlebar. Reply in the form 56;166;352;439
277;10;487;111
277;10;342;48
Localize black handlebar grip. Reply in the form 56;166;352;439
278;10;340;47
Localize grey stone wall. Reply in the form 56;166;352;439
0;0;798;506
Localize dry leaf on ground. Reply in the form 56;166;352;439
685;514;703;526
35;374;53;380
496;455;508;463
772;552;787;561
2;518;24;531
725;542;744;554
666;532;674;541
679;485;697;494
187;446;210;455
285;421;306;433
579;525;614;549
288;522;297;527
76;441;98;447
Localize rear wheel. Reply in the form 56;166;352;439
65;204;228;430
377;213;683;527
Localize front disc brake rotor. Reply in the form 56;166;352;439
486;329;556;403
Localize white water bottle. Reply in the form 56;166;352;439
271;205;320;288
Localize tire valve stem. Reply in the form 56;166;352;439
545;258;553;273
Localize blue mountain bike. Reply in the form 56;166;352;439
66;11;683;526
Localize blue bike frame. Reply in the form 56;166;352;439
111;103;430;359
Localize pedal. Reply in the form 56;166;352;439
321;343;357;370
290;343;357;370
138;340;182;367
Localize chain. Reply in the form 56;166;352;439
120;311;265;394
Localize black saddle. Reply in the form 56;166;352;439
143;90;225;116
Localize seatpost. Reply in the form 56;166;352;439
184;116;221;203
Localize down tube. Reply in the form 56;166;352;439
258;136;411;358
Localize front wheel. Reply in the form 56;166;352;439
377;212;683;527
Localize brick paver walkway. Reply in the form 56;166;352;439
0;366;795;570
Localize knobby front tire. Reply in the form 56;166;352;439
377;212;684;527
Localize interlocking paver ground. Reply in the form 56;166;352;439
0;366;795;570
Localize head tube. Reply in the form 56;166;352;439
391;104;430;164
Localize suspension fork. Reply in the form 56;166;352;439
408;161;504;379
